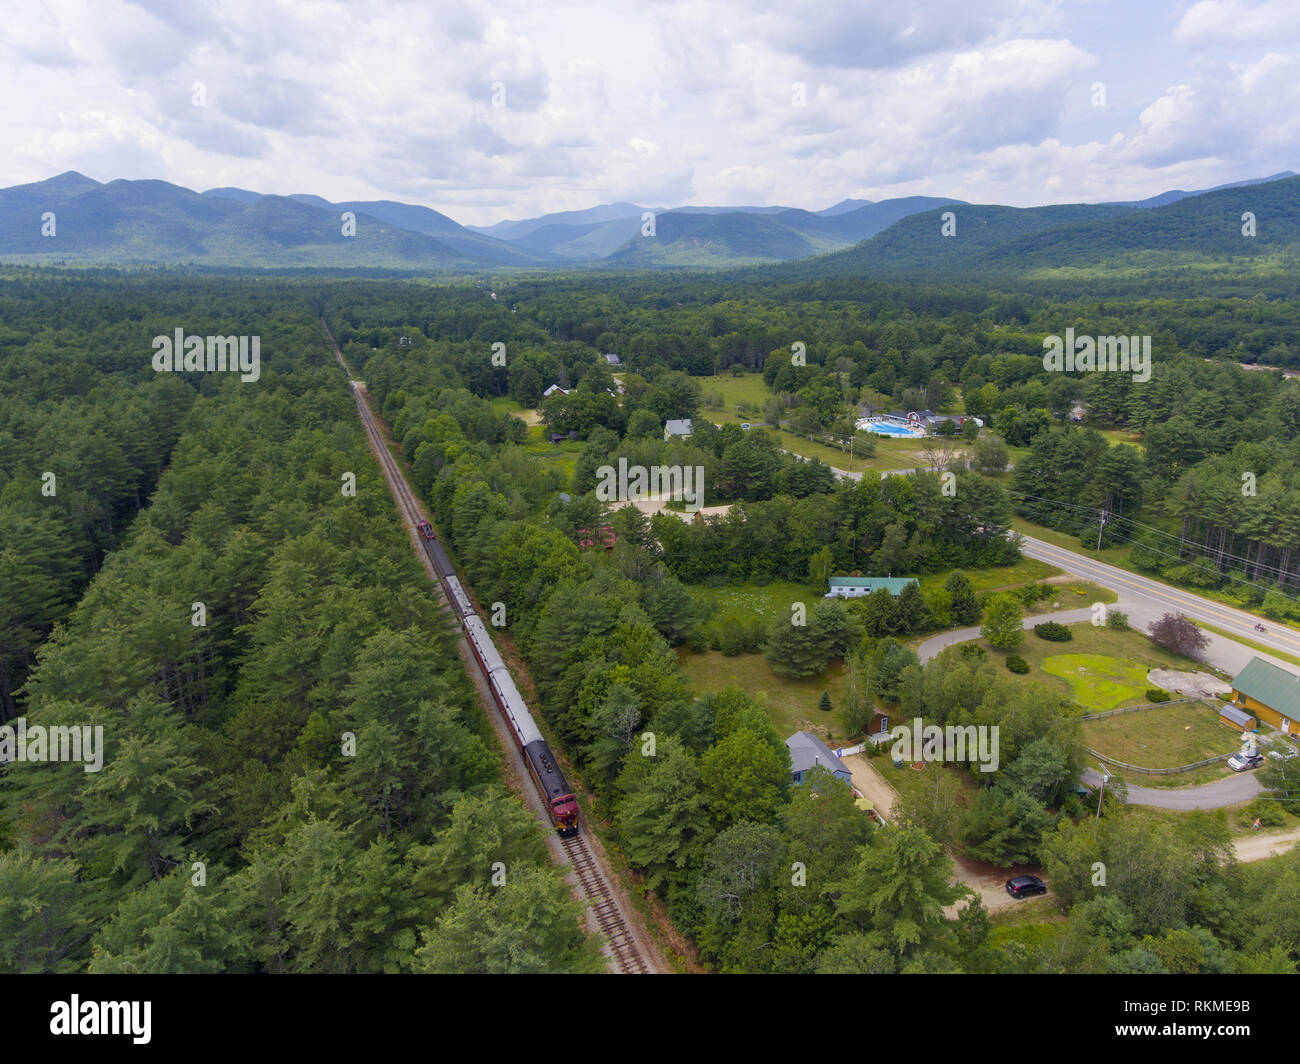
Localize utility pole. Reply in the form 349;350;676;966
1095;769;1109;824
1096;511;1108;553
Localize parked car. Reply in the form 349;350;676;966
1227;752;1265;771
1006;875;1047;898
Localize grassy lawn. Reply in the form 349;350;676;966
917;558;1058;595
489;394;542;426
1083;702;1241;768
676;647;853;745
987;621;1204;710
689;579;812;622
698;370;970;473
1040;653;1150;711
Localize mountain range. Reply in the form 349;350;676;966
0;170;1294;275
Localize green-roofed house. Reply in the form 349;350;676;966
1229;656;1300;736
825;576;918;600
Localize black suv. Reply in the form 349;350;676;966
1006;875;1047;898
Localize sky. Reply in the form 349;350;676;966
2;0;1298;227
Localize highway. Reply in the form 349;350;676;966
1018;534;1300;677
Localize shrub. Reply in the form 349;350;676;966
1106;608;1129;630
819;691;833;713
719;621;748;657
1006;655;1030;674
1145;687;1172;703
1033;621;1073;642
1244;800;1286;828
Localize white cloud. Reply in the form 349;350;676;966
0;0;1293;225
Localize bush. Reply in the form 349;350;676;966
1244;800;1286;828
1033;621;1073;642
1006;655;1030;674
719;621;748;657
1145;687;1172;703
1106;608;1129;630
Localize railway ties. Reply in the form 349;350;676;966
561;836;650;974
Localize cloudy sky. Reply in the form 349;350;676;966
2;0;1298;226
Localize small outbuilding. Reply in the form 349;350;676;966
1218;704;1257;733
664;418;694;441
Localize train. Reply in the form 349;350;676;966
415;519;579;836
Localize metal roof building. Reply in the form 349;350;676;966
1231;656;1300;735
785;730;852;785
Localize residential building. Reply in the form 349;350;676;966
1229;656;1300;735
785;731;852;785
825;576;918;599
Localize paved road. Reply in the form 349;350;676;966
917;607;1104;663
1080;766;1264;809
1018;534;1300;676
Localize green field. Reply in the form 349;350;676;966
1083;702;1240;770
986;621;1204;710
689;579;812;623
676;647;853;745
1040;653;1151;711
699;371;971;473
917;558;1058;595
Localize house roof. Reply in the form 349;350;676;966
786;730;848;776
603;353;621;365
664;418;694;436
1232;657;1300;722
828;576;918;593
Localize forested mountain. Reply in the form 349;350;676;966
0;174;498;270
3;172;1294;274
777;174;1300;280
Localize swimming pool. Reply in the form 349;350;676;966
862;420;923;437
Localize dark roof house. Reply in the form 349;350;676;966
785;730;852;785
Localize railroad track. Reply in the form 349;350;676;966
561;835;650;974
323;319;654;975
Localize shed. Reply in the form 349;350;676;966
1218;704;1257;732
785;730;852;786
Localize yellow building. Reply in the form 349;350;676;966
1229;657;1300;735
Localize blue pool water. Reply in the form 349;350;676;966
863;421;922;437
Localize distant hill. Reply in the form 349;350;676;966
4;170;1295;275
775;174;1300;279
600;196;966;268
467;202;650;241
0;173;494;270
1108;171;1297;208
602;210;826;267
985;175;1300;270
